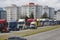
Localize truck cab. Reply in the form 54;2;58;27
0;19;8;33
30;22;37;29
17;19;25;30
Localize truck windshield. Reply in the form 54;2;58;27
18;22;24;24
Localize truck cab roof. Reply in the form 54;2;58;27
18;19;25;22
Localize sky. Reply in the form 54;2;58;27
0;0;60;10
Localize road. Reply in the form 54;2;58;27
25;28;60;40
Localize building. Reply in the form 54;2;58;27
54;11;57;20
5;3;55;22
21;3;43;18
5;4;21;22
0;8;7;20
49;7;55;19
36;5;43;18
21;3;55;19
55;10;60;21
42;6;55;19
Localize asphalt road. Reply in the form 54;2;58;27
25;28;60;40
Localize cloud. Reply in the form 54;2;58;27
0;0;60;10
37;0;60;10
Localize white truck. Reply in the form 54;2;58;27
17;19;25;30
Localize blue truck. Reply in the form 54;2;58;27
8;22;18;31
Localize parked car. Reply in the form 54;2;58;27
7;36;27;40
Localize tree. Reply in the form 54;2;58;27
29;12;34;19
25;15;29;21
41;12;48;18
24;15;29;24
54;11;57;15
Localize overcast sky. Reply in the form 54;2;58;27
0;0;60;10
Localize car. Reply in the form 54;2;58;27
7;36;27;40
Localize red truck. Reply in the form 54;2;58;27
26;18;41;27
0;19;8;33
26;19;36;26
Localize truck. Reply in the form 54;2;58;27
8;22;17;31
26;19;36;26
30;22;37;29
17;19;25;30
17;19;41;29
26;19;41;28
0;19;8;33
